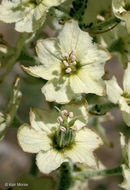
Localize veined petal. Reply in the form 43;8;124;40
105;76;123;104
119;97;130;113
70;69;105;96
65;145;98;168
123;62;130;94
22;64;61;80
122;111;130;127
0;0;24;23
42;77;75;104
121;165;130;190
65;128;103;168
43;0;66;7
36;38;60;66
30;108;59;134
17;124;51;153
36;149;65;174
57;21;93;55
62;99;89;130
75;128;103;151
15;5;45;33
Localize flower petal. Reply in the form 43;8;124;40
57;21;93;56
30;108;59;134
123;62;130;94
43;0;66;7
70;69;105;96
17;124;51;153
22;64;61;80
65;128;103;168
105;76;123;104
36;38;60;66
122;111;130;127
0;0;24;23
42;77;75;104
62;99;89;130
36;149;65;174
119;97;130;113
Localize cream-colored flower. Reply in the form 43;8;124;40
112;0;130;33
0;0;66;33
98;23;130;67
0;43;13;68
105;62;130;126
17;100;103;174
23;21;110;104
120;134;130;190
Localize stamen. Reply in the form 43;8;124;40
70;55;76;62
60;126;66;132
61;110;68;116
65;68;72;73
57;116;63;123
63;60;69;67
61;53;68;58
72;61;77;65
69;112;74;118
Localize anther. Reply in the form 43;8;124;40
70;55;76;62
62;53;68;58
65;68;72;73
63;60;69;67
60;126;66;132
69;112;74;118
57;116;63;123
61;110;68;116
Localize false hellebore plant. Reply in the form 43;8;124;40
0;0;130;189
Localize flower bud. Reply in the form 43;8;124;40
57;116;63;123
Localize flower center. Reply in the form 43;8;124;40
53;108;77;150
122;92;130;105
61;50;80;76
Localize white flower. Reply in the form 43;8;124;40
23;21;110;104
0;0;66;33
112;0;130;34
17;100;103;174
105;62;130;126
98;23;130;67
120;134;130;190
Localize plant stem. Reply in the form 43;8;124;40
58;162;73;190
72;166;122;180
87;17;120;34
30;155;38;176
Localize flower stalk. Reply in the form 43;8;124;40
72;165;122;180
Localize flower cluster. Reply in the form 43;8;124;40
0;0;66;33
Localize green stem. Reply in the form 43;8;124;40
30;155;38;176
72;166;122;180
58;162;73;190
86;17;120;34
